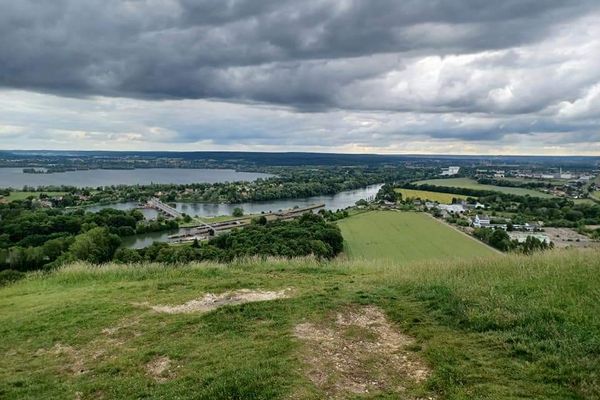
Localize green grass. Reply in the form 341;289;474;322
2;191;66;202
1;250;599;399
396;188;469;204
337;211;497;262
414;178;555;198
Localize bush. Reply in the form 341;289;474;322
0;269;25;286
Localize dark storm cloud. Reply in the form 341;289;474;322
0;0;597;109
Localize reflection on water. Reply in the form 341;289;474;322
93;184;382;249
173;184;382;217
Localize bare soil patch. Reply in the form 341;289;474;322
145;356;172;383
149;288;291;314
294;305;431;398
34;343;88;376
35;316;143;378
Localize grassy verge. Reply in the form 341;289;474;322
0;250;598;398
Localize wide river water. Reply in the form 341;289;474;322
0;167;272;188
117;184;382;248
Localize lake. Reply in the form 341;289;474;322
0;168;272;188
119;184;382;248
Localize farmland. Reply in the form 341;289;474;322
337;211;497;262
414;177;555;198
395;188;468;203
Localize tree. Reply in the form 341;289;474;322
355;199;369;207
232;207;244;217
252;215;268;225
113;247;143;263
69;227;121;264
375;184;399;203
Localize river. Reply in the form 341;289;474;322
0;167;272;188
119;184;382;248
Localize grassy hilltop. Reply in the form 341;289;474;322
1;249;599;399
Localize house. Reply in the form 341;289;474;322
465;202;485;210
438;204;466;213
512;222;542;232
471;214;491;228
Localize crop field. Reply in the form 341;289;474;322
337;211;497;262
414;177;554;198
395;188;468;204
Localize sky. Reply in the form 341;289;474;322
0;0;599;155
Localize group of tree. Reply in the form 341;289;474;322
375;183;401;203
402;182;600;227
6;166;438;209
114;213;344;264
0;200;178;272
473;227;553;254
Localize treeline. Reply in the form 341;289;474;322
8;166;437;207
114;213;344;264
403;183;600;227
473;228;553;254
402;182;502;198
477;177;551;189
0;200;178;272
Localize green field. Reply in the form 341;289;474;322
337;211;497;261
414;177;554;198
1;191;66;202
1;249;599;399
395;188;468;203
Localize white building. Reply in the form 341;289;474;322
441;166;460;176
471;214;492;228
438;204;466;213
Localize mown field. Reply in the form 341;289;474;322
414;177;554;198
337;211;497;262
1;250;599;399
395;188;468;204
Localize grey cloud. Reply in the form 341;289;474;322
0;0;598;107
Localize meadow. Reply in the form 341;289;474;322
1;249;599;399
395;188;468;204
337;211;497;262
1;191;66;202
414;177;555;198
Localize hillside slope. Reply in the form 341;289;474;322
1;250;599;399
